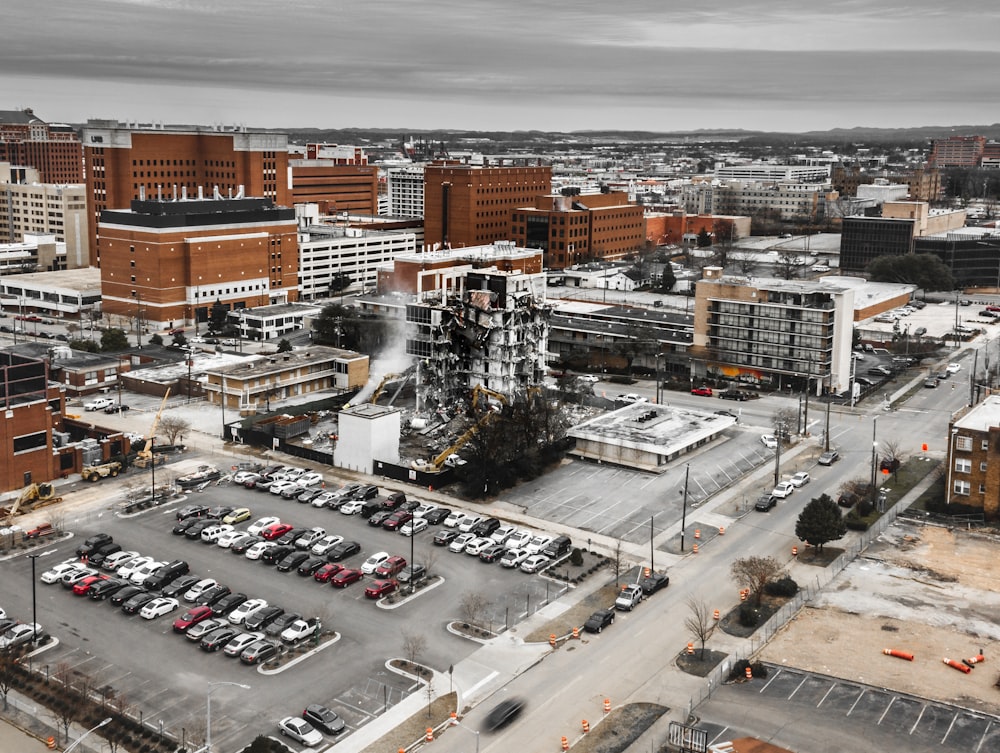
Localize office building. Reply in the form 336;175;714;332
82;122;290;266
508;192;645;269
714;164;830;183
928;136;987;168
0;352;65;492
831;164;941;203
289;161;379;215
423;162;551;249
0;163;89;266
0;109;83;184
386;167;425;217
840;201;967;273
946;396;1000;520
97;196;297;332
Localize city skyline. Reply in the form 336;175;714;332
5;0;1000;134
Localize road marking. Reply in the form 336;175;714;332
909;704;927;735
846;689;865;717
817;683;835;707
787;675;808;700
462;670;499;699
877;696;896;725
759;670;780;694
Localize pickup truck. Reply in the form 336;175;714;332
614;584;643;612
84;397;115;411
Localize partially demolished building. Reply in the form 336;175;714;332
403;247;551;410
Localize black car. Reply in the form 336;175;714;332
351;484;379;501
719;389;749;401
239;639;280;665
176;504;209;521
161;575;200;599
485;698;525;730
121;591;157;615
478;544;506;564
76;533;113;557
197;584;232;606
326;540;360;562
244;606;284;631
143;560;190;591
433;529;459;546
264;611;302;639
638;572;670;595
583;608;615;633
205;505;235;520
200;626;239;652
88;542;123;567
208;593;247;617
303;704;346;735
276;552;310;573
424;507;451;526
297;557;326;576
110;585;145;607
367;510;394;527
172;517;202;535
88;578;130;601
231;535;263;555
297;488;323;504
471;517;501;537
398;564;427;584
277;528;309;547
103;404;130;414
184;519;216;540
755;493;777;512
262;545;296;566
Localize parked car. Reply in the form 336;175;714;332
638;571;670;595
519;554;550;574
278;717;323;747
374;555;406;578
228;598;268;625
755;493;777;512
771;482;794;499
424;507;451;525
247;516;281;536
499;548;530;569
302;704;345;735
719;389;749;401
223;632;264;657
433;529;459;547
583;609;615;634
399;518;429;536
222;507;252;525
760;434;778;450
84;397;115;411
690;386;713;397
397;564;427;584
280;617;322;643
240;639;280;665
448;533;476;553
326;540;361;562
244;606;285;632
364;579;398;599
310;534;345;557
330;568;363;588
789;471;810;487
361;551;390;574
818;450;840;466
614;584;643;611
139;597;179;620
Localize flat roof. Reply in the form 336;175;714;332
341;403;398;419
954;395;1000;433
0;267;102;293
568;402;734;457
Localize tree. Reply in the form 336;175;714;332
774;252;800;280
68;338;100;353
696;228;712;248
731;249;758;277
313;303;388;354
459;592;489;628
328;272;352;295
730;556;783;607
656;263;676;292
171;332;188;348
100;328;130;352
684;598;716;660
209;299;229;332
795;494;848;553
772;407;796;440
0;647;21;710
401;631;427;667
158;415;189;446
148;333;163;346
865;253;955;291
277;338;293;353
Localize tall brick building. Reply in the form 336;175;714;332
82;123;290;267
98;196;297;332
0;109;83;185
289;162;379;215
928;135;987;168
946;396;1000;520
423;162;551;250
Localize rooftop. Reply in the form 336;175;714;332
393;241;540;264
0;267;101;293
954;395;1000;433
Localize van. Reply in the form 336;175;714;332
360;499;382;519
542;535;572;559
143;559;189;590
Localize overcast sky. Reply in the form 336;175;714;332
4;0;999;133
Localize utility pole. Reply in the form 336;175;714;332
803;376;810;436
773;423;783;487
680;464;689;553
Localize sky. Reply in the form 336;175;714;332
4;0;999;134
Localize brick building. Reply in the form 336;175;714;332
831;164;941;203
0;109;83;185
508;192;645;269
379;241;543;295
928;136;987;168
289;162;379;215
644;211;751;247
423;162;551;250
0;352;65;492
82;123;290;266
946;396;1000;520
0;163;89;266
98;196;297;332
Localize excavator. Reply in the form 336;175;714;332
132;389;170;468
411;385;507;473
1;482;62;525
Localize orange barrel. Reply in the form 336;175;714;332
603;698;611;713
549;634;557;647
426;727;434;741
581;720;590;733
561;736;569;751
745;666;752;679
943;657;971;674
687;642;694;655
882;648;914;661
713;609;720;620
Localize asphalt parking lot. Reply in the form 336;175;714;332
9;471;569;752
696;664;1000;753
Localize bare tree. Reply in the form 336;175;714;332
772;407;796;440
684;597;717;660
775;252;800;280
401;631;427;667
459;592;489;628
421;543;439;579
51;662;78;744
731;249;758;277
0;647;22;710
611;539;627;589
731;556;783;607
105;693;135;753
881;438;904;467
158;416;189;447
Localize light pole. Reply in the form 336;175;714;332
680;463;690;552
27;553;40;644
449;712;480;753
64;717;112;753
206;681;250;753
870;416;878;501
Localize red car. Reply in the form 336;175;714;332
382;512;413;532
72;574;108;596
374;555;407;578
261;522;294;541
364;579;398;599
172;605;213;633
313;563;344;583
330;568;363;588
691;387;713;397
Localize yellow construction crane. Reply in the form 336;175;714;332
133;389;170;468
2;483;62;525
412;385;508;472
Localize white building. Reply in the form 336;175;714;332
714;164;831;183
386;167;425;218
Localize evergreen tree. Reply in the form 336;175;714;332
795;494;848;553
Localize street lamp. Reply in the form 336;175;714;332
870;416;879;501
449;712;480;753
64;717;112;753
27;553;40;645
206;681;250;753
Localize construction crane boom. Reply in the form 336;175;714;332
414;385;508;472
134;389;170;467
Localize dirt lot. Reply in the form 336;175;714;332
761;522;1000;715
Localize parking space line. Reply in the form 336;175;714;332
975;719;995;753
909;705;927;735
846;689;865;717
817;684;835;708
758;669;780;694
941;712;959;745
877;696;896;725
786;676;808;701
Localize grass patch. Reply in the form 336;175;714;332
845;457;940;530
676;649;729;678
718;594;789;638
358;692;457;753
524;583;621;643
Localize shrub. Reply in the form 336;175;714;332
738;602;760;627
764;576;799;598
844;515;869;531
857;499;874;517
569;548;584;566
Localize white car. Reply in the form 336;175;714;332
499;548;530;568
41;561;84;584
361;551;390;574
760;434;778;449
504;530;532;551
457;515;484;533
0;623;42;649
339;500;363;515
223;631;263;657
117;556;155;579
464;537;494;556
245;541;277;561
789;471;811;487
228;598;268;625
491;525;517;544
310;491;338;509
278;716;323;748
946;362;961;374
400;518;428;536
280;618;321;644
310;534;345;556
247;516;280;536
524;535;554;555
215;530;246;549
83;396;115;411
772;482;795;499
577;374;600;383
275;467;306;481
268;480;297;496
520;554;551;574
183;578;218;603
449;533;476;553
294;527;326;550
443;510;468;528
130;560;166;586
102;551;141;572
297;472;324;487
411;502;438;518
200;524;234;544
232;469;260;484
139;597;179;620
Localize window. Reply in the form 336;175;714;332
979;484;986;494
955;436;972;451
982;440;990;451
953;480;970;496
981;462;988;472
955;458;971;473
13;432;47;454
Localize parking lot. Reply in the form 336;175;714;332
10;470;569;752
